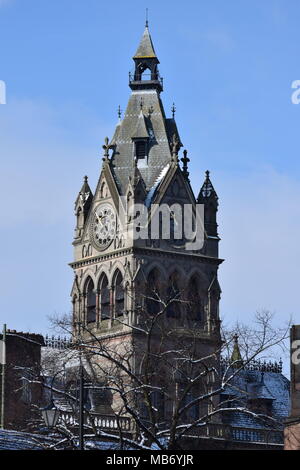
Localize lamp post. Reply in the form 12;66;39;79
41;401;60;429
78;355;84;450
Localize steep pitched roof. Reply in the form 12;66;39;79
133;26;157;59
110;89;181;194
131;110;150;139
197;170;218;202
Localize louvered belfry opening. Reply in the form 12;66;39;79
135;140;146;159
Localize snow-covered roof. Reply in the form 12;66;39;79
145;163;170;207
0;429;55;450
221;369;290;429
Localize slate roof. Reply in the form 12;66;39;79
221;369;290;429
0;429;55;450
110;89;181;194
133;26;157;59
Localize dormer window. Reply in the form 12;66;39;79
136;140;146;159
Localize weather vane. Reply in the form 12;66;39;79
146;8;149;28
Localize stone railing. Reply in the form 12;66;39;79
230;426;283;444
184;423;282;445
59;411;132;432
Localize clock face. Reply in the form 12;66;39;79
90;203;116;250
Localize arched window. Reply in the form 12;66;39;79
113;270;124;317
85;277;96;323
99;274;110;320
186;277;202;322
166;272;181;318
146;268;161;315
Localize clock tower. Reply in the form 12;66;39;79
69;24;223;401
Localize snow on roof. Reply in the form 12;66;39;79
0;429;55;450
145;163;170;207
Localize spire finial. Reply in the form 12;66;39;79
171;102;176;119
181;149;190;181
145;8;149;28
117;105;122;120
171;133;180;162
205;170;210;179
231;334;243;367
84;175;88;183
102;136;113;161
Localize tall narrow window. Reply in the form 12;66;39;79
99;274;110;320
114;270;124;317
135;141;146;159
86;278;96;323
187;277;202;322
166;273;180;318
146;269;161;315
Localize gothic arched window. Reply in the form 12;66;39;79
146;268;161;315
85;277;96;323
99;274;110;320
166;272;181;318
186;277;202;322
113;270;124;317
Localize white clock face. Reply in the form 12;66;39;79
90;203;116;250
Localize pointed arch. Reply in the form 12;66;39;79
186;275;204;322
84;276;96;323
146;267;161;315
112;269;124;317
166;271;181;318
98;273;110;320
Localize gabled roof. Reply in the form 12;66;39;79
133;26;157;59
131;110;149;139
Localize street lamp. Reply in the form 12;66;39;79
41;401;60;429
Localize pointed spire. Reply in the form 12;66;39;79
231;334;243;367
76;175;93;207
198;170;218;201
133;25;157;59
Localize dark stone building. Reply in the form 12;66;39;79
284;324;300;450
0;328;44;430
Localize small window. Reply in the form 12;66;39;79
136;141;146;159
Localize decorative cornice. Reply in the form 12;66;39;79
133;246;224;265
70;245;223;270
69;247;134;270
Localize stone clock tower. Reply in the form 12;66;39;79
70;25;223;371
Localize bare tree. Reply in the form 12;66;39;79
27;291;291;450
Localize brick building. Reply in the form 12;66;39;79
0;327;44;430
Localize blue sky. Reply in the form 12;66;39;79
0;0;299;352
